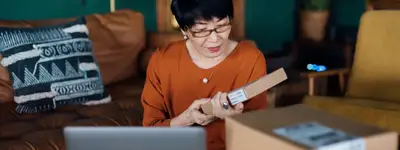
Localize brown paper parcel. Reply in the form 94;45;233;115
201;68;288;115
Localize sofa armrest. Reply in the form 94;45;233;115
139;47;156;75
300;68;350;96
0;61;14;103
138;32;183;75
0;80;13;103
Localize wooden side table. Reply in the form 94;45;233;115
270;69;328;107
289;39;352;96
301;68;350;96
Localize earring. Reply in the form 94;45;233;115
183;35;188;40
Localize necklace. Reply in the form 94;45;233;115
202;72;214;84
185;41;233;84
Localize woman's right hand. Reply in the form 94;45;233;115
170;98;216;126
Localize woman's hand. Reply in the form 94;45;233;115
210;92;244;119
171;98;216;126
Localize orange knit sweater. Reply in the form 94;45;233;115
141;40;267;150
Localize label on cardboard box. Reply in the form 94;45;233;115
316;138;365;150
227;89;248;105
273;122;365;150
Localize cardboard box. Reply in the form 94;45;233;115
225;104;398;150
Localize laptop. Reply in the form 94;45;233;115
64;126;206;150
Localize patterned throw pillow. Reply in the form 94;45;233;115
0;18;111;114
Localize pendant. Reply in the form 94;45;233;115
202;78;208;83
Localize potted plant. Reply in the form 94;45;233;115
300;0;331;42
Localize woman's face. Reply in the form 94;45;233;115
185;17;232;59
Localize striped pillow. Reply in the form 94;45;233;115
0;18;111;114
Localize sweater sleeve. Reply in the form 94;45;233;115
141;51;171;126
243;52;268;112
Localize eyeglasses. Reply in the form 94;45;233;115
188;24;232;38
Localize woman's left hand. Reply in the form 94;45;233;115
210;91;244;119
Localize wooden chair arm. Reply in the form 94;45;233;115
301;68;351;96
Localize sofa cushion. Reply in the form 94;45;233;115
0;9;146;86
303;96;400;132
86;10;145;85
0;18;111;114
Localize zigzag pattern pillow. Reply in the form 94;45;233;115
0;18;111;114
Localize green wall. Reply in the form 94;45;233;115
245;0;295;52
332;0;366;27
0;0;109;20
0;0;365;53
117;0;157;32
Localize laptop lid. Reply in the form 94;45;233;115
64;126;206;150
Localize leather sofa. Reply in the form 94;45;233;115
0;10;156;150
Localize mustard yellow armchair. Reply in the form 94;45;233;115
302;10;400;132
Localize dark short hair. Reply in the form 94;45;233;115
171;0;234;31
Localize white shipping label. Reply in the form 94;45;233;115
273;122;365;150
227;89;248;105
317;138;365;150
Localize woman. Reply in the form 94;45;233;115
141;0;267;149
